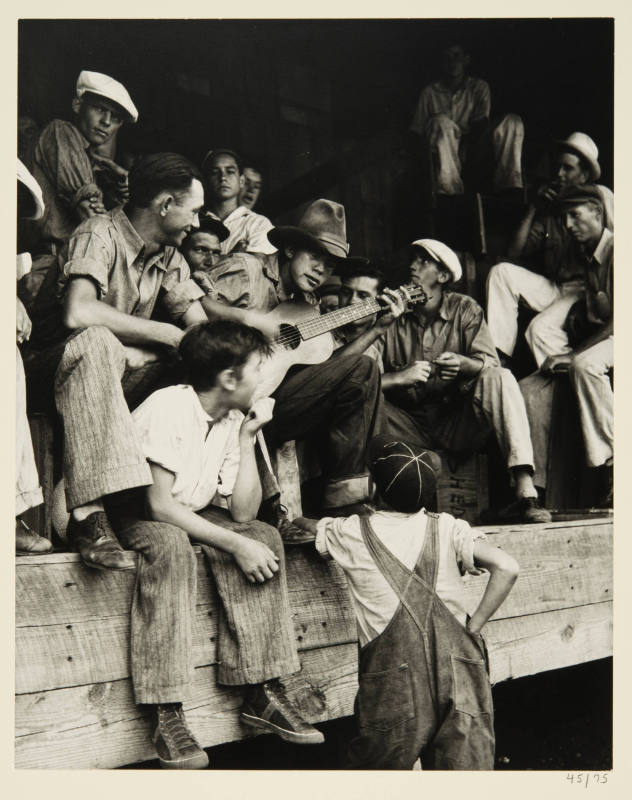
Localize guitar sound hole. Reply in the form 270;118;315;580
278;323;301;350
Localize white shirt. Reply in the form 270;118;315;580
132;384;244;511
316;509;487;646
209;205;277;256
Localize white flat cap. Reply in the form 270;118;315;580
411;238;462;283
76;70;138;123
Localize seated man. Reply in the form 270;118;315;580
180;213;228;272
520;185;613;507
486;132;614;367
192;197;383;514
239;163;264;210
410;42;523;196
121;320;323;769
381;239;551;524
23;153;208;570
31;70;137;250
201;148;276;256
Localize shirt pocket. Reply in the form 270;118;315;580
451;654;492;717
357;662;415;732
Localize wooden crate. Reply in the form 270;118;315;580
15;517;612;768
435;452;489;524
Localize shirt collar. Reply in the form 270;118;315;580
208;205;251;225
113;208;170;272
412;292;451;324
592;228;613;265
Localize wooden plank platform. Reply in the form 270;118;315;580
15;517;612;769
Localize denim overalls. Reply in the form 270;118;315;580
345;513;495;770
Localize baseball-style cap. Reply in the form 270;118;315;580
410;238;462;283
369;435;442;513
554;183;605;209
76;70;138;123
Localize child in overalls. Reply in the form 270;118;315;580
310;435;519;769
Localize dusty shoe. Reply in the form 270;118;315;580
482;497;552;525
15;519;53;555
240;679;325;745
66;511;130;571
153;703;209;770
267;502;316;546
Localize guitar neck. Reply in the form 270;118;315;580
295;298;382;341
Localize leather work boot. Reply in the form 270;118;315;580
15;519;53;555
263;500;316;546
240;679;325;745
481;496;552;525
66;511;130;570
152;703;209;770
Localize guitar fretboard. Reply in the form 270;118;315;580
296;298;383;341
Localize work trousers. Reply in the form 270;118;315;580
520;337;613;485
425;113;523;196
385;366;534;472
16;347;43;516
266;354;383;509
486;261;584;364
346;514;495;770
115;506;300;705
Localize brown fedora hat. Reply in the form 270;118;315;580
268;199;350;260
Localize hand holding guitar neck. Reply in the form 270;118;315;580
374;286;412;331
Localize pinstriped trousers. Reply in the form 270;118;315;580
115;507;300;704
25;325;281;511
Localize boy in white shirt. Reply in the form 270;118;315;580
125;320;323;769
305;435;519;769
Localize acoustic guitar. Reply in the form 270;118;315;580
255;285;427;398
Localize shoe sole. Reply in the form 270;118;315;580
80;556;135;571
240;712;324;745
158;752;209;769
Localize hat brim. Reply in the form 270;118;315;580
554;140;601;181
267;226;349;263
81;90;137;123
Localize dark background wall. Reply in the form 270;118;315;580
18;18;614;249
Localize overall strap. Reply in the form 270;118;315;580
359;515;429;632
416;512;440;590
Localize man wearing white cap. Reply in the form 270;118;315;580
381;239;551;524
31;70;138;253
486;132;614;368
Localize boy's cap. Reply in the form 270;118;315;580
369;435;442;513
76;70;138;123
410;238;462;283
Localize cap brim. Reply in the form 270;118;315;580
267;226;348;262
81;90;137;123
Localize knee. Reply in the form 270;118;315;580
61;325;124;367
569;351;600;381
525;315;544;346
478;365;513;389
427;114;459;137
497;112;524;134
250;520;283;558
487;261;515;288
144;522;194;567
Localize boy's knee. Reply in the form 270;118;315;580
250;520;283;557
144;522;194;566
59;325;125;372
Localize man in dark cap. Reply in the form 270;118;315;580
520;184;613;506
486;132;614;368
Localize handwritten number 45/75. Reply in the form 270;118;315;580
566;773;609;787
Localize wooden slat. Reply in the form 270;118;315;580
15;643;359;770
16;548;356;694
486;601;612;684
456;522;612;619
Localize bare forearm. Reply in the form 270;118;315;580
468;565;518;633
334;327;382;360
147;494;246;554
229;434;262;522
64;297;182;348
507;205;537;261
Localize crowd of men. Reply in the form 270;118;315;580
15;52;613;769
